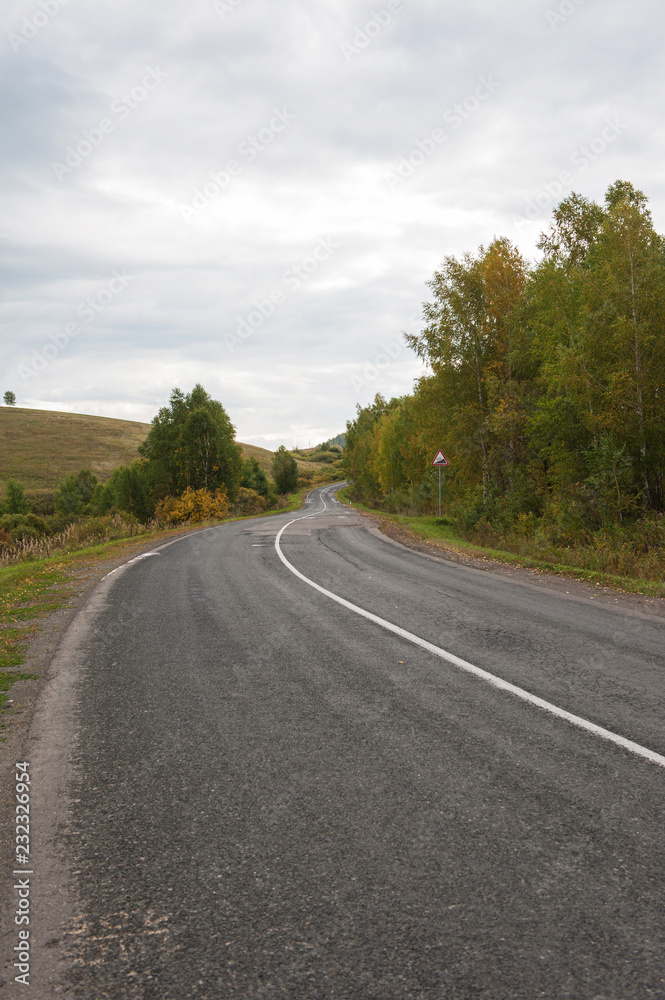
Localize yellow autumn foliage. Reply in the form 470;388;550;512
155;486;230;524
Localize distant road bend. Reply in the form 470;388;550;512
19;484;665;999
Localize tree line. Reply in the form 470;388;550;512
345;181;665;547
1;385;309;546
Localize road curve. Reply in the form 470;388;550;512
8;485;665;999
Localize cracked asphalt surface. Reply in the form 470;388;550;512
5;485;665;998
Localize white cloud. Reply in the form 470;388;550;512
1;0;663;446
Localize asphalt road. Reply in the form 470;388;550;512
8;486;665;999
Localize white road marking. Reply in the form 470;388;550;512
275;493;665;770
102;551;160;579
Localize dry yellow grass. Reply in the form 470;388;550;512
0;406;331;492
0;407;151;490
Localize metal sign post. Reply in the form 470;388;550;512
430;450;449;518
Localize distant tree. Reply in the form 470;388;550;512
271;446;298;494
3;480;30;515
139;385;242;501
93;462;154;522
3;391;16;406
240;456;269;497
54;469;99;516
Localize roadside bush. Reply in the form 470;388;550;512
240;457;270;497
155;487;230;525
0;513;48;540
26;490;56;516
233;487;268;517
54;469;99;516
11;526;40;543
271;447;299;494
92;461;154;522
43;514;73;535
2;480;30;515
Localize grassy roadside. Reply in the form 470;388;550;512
0;489;311;720
336;486;665;599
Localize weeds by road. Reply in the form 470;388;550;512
337;487;665;600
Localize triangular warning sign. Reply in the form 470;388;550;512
431;450;449;467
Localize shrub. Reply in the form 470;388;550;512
155;487;229;525
240;457;270;497
271;447;299;494
54;470;99;516
3;480;30;515
26;490;56;516
0;513;48;539
233;487;268;517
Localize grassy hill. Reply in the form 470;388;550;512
0;407;276;493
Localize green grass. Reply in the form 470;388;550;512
337;487;665;599
0;561;75;718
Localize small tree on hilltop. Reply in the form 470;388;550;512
271;446;298;494
3;391;16;406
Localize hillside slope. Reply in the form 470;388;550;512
0;407;275;491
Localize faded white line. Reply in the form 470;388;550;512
102;551;160;579
275;496;665;770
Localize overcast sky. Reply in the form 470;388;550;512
1;0;662;448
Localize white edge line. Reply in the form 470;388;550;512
276;495;665;771
102;550;161;579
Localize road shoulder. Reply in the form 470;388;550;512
355;507;665;621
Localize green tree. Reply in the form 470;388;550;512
240;457;269;497
3;391;16;406
406;238;528;498
271;446;298;494
3;480;30;515
93;462;154;521
54;470;99;516
139;385;242;501
578;182;665;509
344;394;396;501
